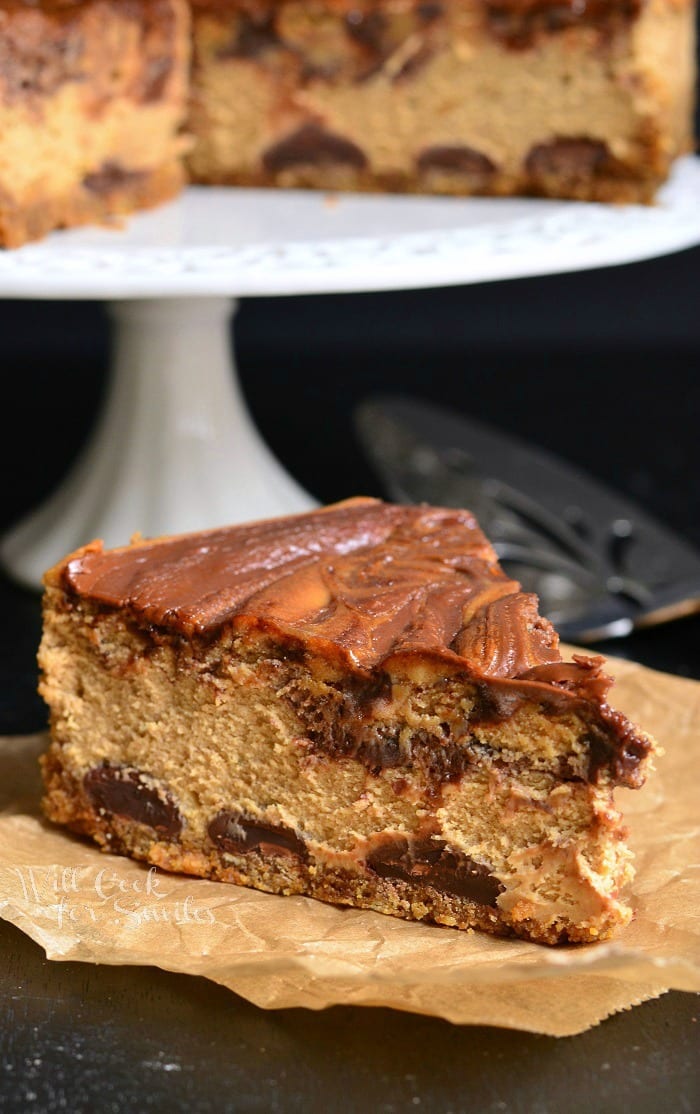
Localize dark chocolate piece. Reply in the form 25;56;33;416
82;162;148;195
84;765;182;836
262;124;367;173
585;710;652;789
209;810;308;860
366;834;504;906
417;145;496;185
525;138;610;182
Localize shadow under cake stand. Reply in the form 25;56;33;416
2;155;700;591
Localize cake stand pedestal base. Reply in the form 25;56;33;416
0;297;317;590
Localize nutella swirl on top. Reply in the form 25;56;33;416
61;497;561;671
62;497;607;680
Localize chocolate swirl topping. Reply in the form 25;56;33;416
60;498;568;680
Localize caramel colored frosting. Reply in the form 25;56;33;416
59;497;592;682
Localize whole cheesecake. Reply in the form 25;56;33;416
0;0;697;245
38;498;658;945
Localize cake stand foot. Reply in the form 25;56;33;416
0;296;318;591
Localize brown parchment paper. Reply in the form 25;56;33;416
0;650;698;1037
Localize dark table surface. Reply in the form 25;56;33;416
1;243;699;1112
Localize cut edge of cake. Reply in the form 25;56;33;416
186;0;698;205
0;0;191;248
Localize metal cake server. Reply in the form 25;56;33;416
353;394;700;643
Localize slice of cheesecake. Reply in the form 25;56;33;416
186;0;697;202
0;0;190;248
38;498;657;945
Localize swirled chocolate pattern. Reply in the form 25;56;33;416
60;498;567;676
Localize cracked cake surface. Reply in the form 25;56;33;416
38;497;658;945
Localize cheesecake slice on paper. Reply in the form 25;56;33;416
38;498;657;945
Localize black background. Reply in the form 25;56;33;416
0;43;699;1114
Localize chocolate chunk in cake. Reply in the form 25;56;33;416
38;498;658;945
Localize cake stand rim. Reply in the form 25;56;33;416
0;155;697;300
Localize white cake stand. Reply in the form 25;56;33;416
2;155;700;591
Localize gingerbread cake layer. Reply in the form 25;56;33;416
186;0;697;202
0;0;190;248
38;499;657;945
